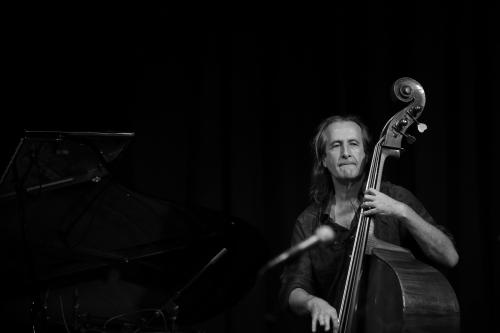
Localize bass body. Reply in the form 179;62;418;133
351;247;460;333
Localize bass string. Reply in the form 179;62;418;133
338;138;383;330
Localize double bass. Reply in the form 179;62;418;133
337;78;460;332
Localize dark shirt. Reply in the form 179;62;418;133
279;181;454;312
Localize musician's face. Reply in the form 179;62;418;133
322;121;367;183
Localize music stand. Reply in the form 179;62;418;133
0;130;135;199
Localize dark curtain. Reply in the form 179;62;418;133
1;4;497;333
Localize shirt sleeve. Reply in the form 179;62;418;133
389;183;455;246
278;215;317;311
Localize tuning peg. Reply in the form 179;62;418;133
406;109;428;133
417;122;428;133
403;132;416;144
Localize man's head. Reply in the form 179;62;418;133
310;115;372;202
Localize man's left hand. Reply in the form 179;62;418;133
361;188;406;218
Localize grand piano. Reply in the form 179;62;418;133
0;131;268;332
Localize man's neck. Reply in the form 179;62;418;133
332;177;364;203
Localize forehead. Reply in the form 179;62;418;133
324;121;364;142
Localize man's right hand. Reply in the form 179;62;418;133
306;296;339;332
289;288;340;332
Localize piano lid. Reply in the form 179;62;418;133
0;130;134;200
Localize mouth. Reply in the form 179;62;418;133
339;163;356;167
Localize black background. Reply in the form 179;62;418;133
1;3;498;332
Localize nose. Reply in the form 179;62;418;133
341;145;351;158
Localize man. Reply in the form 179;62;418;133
279;115;458;332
